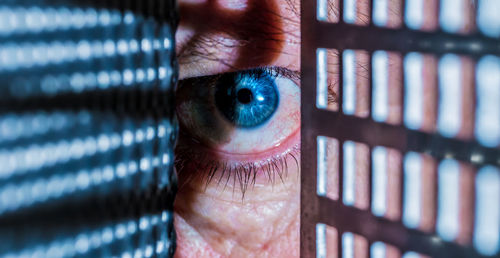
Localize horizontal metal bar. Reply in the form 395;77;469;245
310;22;500;57
317;196;487;258
308;109;500;167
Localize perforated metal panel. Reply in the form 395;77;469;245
0;1;178;257
301;0;500;257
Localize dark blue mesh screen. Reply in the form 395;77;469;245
0;1;178;257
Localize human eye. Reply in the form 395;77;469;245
175;67;300;191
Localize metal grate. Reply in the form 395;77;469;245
0;0;178;257
301;0;500;258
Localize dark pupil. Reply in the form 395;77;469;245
237;88;253;104
214;70;279;128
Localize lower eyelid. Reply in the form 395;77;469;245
174;128;300;189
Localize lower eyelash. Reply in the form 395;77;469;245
174;144;300;198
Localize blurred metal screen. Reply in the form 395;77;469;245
0;0;178;257
301;0;500;258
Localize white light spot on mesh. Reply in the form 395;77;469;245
343;50;356;115
343;141;356;206
123;69;134;85
130;39;139;53
98;10;111;26
316;48;328;108
316;224;327;258
140;216;150;230
344;0;357;23
317;136;327;196
403;152;421;228
124;11;135;24
115;224;127;239
371;242;386;258
317;0;328;21
97;134;110;152
474;166;500;256
440;0;463;32
373;0;388;26
404;53;423;130
136;68;145;82
438;54;462;138
372;51;389;122
75;234;89;254
478;0;500;37
76;170;90;189
140;157;151;171
123;130;134;146
372;146;387;216
342;232;354;258
162;153;170;165
102;165;114;182
145;245;153;257
103;40;115;56
437;159;460;241
476;55;500;147
135;129;144;143
141;38;152;52
101;227;114;244
156;241;165;254
402;252;420;258
405;0;423;29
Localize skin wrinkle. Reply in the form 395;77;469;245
177;0;290;78
173;0;481;257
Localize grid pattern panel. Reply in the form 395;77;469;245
0;1;178;257
301;1;500;258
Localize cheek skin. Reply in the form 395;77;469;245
173;153;300;258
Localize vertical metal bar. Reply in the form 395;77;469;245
337;229;344;258
339;0;345;24
368;146;374;213
301;0;319;257
339;139;345;205
369;0;375;27
339;50;345;114
367;52;373;120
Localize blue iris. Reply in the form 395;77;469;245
214;69;279;128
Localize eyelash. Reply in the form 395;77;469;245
174;142;299;198
175;66;300;197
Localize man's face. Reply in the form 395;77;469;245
174;1;301;257
172;0;457;257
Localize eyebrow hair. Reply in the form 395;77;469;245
177;0;300;68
